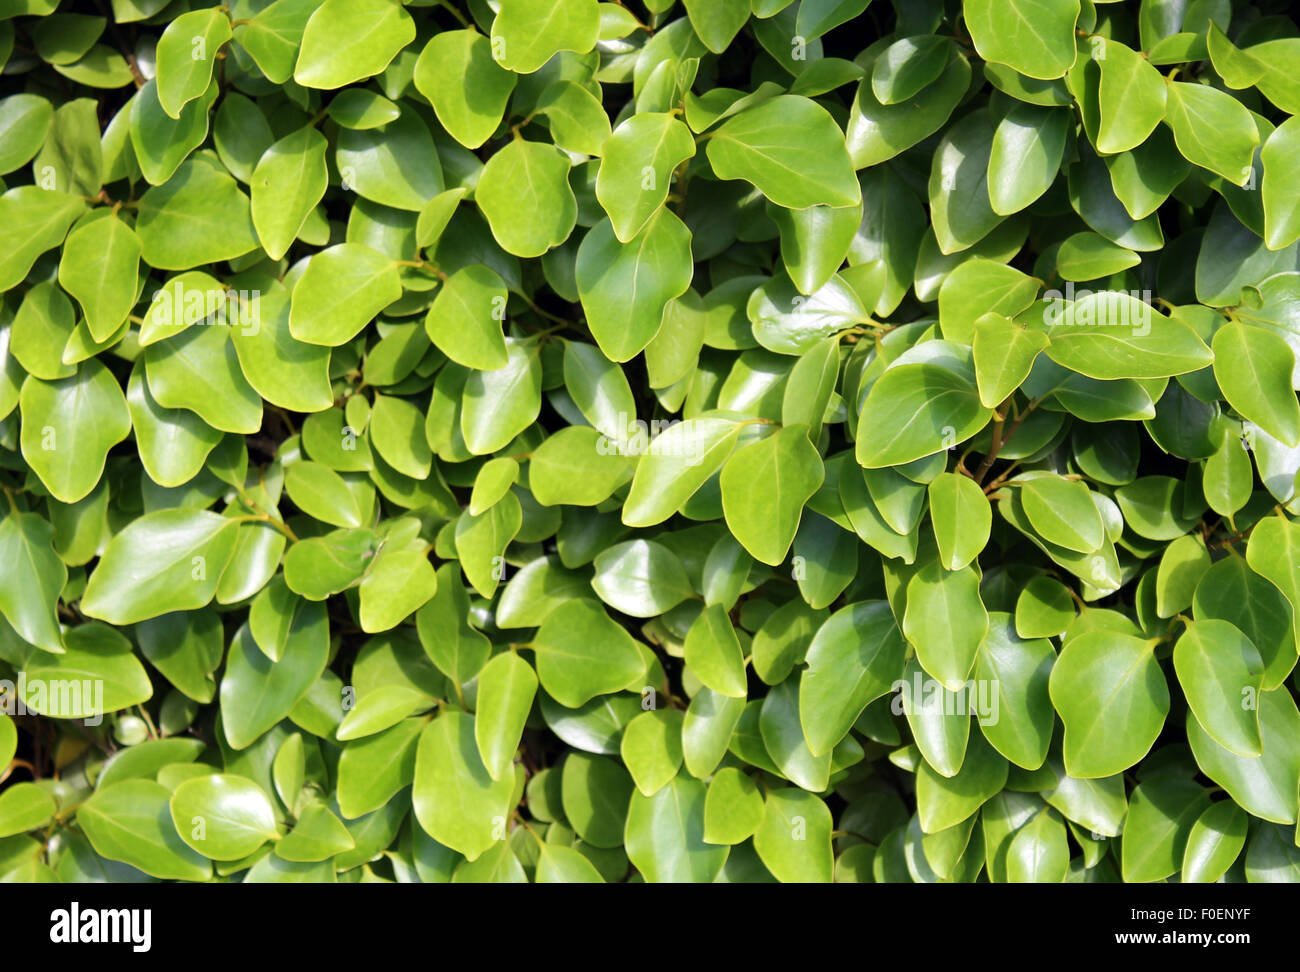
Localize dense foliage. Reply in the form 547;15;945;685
2;0;1300;884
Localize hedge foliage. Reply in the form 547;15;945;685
3;0;1300;884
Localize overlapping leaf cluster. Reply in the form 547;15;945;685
3;0;1300;884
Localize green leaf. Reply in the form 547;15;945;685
1006;809;1068;883
0;94;53;175
856;359;992;468
234;0;317;84
285;461;363;528
0;187;86;291
1120;777;1209;883
561;752;633;848
81;509;239;625
135;160;259;269
702;767;764;844
251;125;328;261
682;687;746;779
1174;619;1265;758
1188;685;1300;825
475;652;538;782
1154;533;1210;618
169;774;279;861
929;109;1003;254
417;562;492;686
19;359;130;503
0;511;66;653
1262;116;1300;251
475;138;576;258
1043;292;1213;380
57;211;141;343
143;325;262;434
577;211;694;362
847;50;971;168
489;0;600;75
1095;37;1167;155
1048;630;1169;778
229;290;333;413
759;676;829;792
276;802;355;862
620;708;684;796
719;425;823;565
461;338;542;455
1055;231;1141;281
1181;801;1248;884
624;773;728;882
987;102;1068;217
1212;321;1300;446
0;715;15;773
903;561;989;692
706;95;860;209
1194;554;1294;691
528;426;633;507
752;787;833;882
77;780;211;882
1019;475;1104;553
534;80;611;156
872;35;950;105
0;783;55;837
596;112;694;243
425;264;509;371
293;0;415;89
412;710;517;861
1163;79;1259;185
414;29;516;150
562;339;636;441
748;272;867;354
454;491;522;598
799;601;906;756
916;731;1008;833
683;603;748;699
336;111;443;211
592;538;693;617
289;243;402;347
220;621;328;749
682;0;749;53
155;8;230;119
530;599;646;706
927;472;992;571
535;842;605;882
975;614;1056;770
963;0;1079;81
358;547;437;633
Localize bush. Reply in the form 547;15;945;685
0;0;1298;885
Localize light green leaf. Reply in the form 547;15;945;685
169;774;279;861
19;361;130;504
414;29;516;150
1049;630;1169;778
412;710;517;861
475;139;576;258
293;0;415;89
289;243;402;347
531;599;646;707
489;0;600;75
706;95;860;210
475;652;538;782
577;210;694;362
